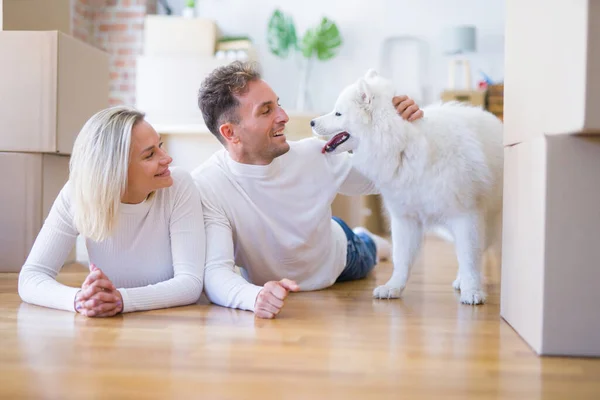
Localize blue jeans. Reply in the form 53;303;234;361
333;217;378;282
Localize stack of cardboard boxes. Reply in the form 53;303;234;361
0;0;109;272
501;0;600;356
136;15;257;126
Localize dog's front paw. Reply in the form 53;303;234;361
460;289;486;305
373;285;404;299
452;277;461;291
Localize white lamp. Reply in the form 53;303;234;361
442;26;476;90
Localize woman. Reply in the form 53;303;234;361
18;106;206;317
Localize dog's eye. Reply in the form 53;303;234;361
335;112;341;116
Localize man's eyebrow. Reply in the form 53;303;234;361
259;100;274;108
259;98;279;109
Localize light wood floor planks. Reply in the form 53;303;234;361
1;236;599;399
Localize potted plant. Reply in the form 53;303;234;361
182;0;195;18
267;9;342;111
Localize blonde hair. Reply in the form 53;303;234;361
69;106;145;242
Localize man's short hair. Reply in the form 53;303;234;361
197;61;261;145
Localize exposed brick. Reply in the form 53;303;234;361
73;0;146;105
115;48;130;55
99;23;128;32
115;11;145;19
108;34;139;43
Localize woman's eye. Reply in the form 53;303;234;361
146;152;154;159
335;112;341;116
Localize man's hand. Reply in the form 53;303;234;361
392;95;424;121
254;279;300;319
75;264;123;317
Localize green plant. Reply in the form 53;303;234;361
267;9;342;110
267;9;342;61
185;0;195;8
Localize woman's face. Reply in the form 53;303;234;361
122;120;173;204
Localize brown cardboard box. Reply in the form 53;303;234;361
0;152;73;272
504;0;600;145
285;112;320;141
441;90;486;107
0;31;109;154
143;15;218;57
362;195;388;235
501;135;600;356
136;54;229;125
331;195;364;229
1;0;71;33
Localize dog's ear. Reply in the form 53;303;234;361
357;78;373;107
364;69;379;80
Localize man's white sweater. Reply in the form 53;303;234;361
191;138;377;312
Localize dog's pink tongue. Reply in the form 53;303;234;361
321;132;349;154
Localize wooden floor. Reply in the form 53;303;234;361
1;236;599;399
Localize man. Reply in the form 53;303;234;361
191;61;424;319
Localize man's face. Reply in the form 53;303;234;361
228;79;290;165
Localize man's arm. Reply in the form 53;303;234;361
200;189;263;311
199;182;300;318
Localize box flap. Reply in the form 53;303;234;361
57;32;109;154
0;31;57;152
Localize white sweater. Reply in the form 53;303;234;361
18;168;206;313
191;138;377;312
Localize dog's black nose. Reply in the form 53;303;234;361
310;120;315;127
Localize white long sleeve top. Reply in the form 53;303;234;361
18;168;206;313
191;138;377;312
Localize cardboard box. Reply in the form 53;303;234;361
135;55;229;124
441;90;486;107
504;0;600;145
143;15;217;57
501;135;600;356
1;0;71;33
0;31;109;154
0;152;73;272
331;195;365;229
285;112;320;141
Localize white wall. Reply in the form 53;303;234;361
159;0;505;113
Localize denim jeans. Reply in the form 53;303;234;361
333;216;378;282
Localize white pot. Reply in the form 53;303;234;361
182;7;195;18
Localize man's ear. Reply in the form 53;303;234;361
219;122;239;145
357;78;373;107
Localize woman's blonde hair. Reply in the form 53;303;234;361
69;106;145;242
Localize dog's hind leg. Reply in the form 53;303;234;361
373;216;423;299
449;212;487;305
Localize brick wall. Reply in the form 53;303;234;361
72;0;157;106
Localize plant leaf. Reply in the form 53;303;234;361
301;28;316;58
300;16;342;61
267;9;297;59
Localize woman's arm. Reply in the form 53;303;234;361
18;182;81;312
117;171;206;313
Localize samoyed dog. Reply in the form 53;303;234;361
311;69;503;305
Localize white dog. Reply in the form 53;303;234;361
311;69;504;305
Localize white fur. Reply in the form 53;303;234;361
312;69;504;305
